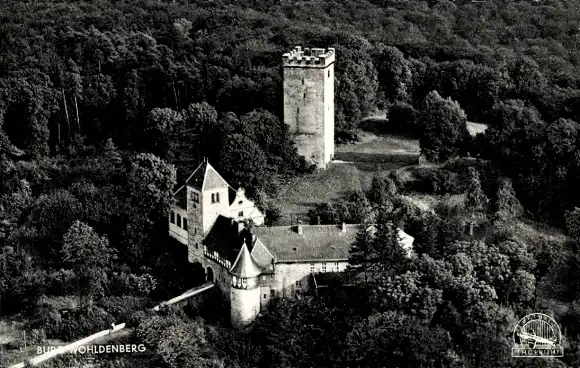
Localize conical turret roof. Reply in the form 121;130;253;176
229;240;263;278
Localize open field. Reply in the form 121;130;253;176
273;132;420;223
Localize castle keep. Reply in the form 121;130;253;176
169;161;414;328
283;46;335;169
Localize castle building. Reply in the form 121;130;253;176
169;161;414;328
283;46;335;169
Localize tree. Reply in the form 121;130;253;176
492;178;523;223
144;107;184;158
565;207;580;241
218;133;268;193
464;167;488;236
62;220;116;307
127;153;176;218
418;91;470;161
377;46;412;104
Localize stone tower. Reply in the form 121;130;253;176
283;46;335;169
185;160;230;264
229;240;263;328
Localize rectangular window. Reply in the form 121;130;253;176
176;214;182;227
302;78;304;85
195;243;198;249
238;211;244;217
310;263;315;273
216;192;220;203
328;70;330;78
322;263;326;272
297;107;299;115
183;219;188;231
335;262;339;272
170;211;175;224
303;92;306;99
270;290;275;297
193;192;200;203
264;294;267;299
211;193;215;203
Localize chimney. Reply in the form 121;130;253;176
297;223;303;236
342;222;347;232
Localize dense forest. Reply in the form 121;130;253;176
3;0;580;367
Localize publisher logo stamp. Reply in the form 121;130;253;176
512;313;564;358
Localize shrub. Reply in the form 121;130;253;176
97;296;153;321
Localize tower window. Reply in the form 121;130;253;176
296;107;299;115
170;211;175;224
335;262;339;271
296;280;302;288
328;70;330;78
176;214;182;227
310;263;315;273
183;219;188;231
238;211;244;217
303;92;306;99
211;193;215;203
195;243;198;249
302;78;304;85
191;192;199;204
322;263;327;272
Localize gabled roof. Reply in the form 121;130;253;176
203;215;250;263
173;185;187;209
251;224;415;263
184;161;229;191
229;240;264;278
251;224;359;262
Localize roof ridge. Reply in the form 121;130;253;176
201;162;209;190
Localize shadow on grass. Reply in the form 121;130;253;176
334;152;418;168
359;118;418;139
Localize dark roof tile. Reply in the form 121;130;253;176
251;224;358;262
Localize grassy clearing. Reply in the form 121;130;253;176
274;132;420;223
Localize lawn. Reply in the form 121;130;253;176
273;131;420;223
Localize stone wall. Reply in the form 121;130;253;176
271;261;349;297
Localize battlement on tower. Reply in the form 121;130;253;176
282;46;335;68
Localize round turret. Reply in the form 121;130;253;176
229;240;263;327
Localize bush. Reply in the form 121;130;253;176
387;102;419;137
97;296;153;321
335;129;360;144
